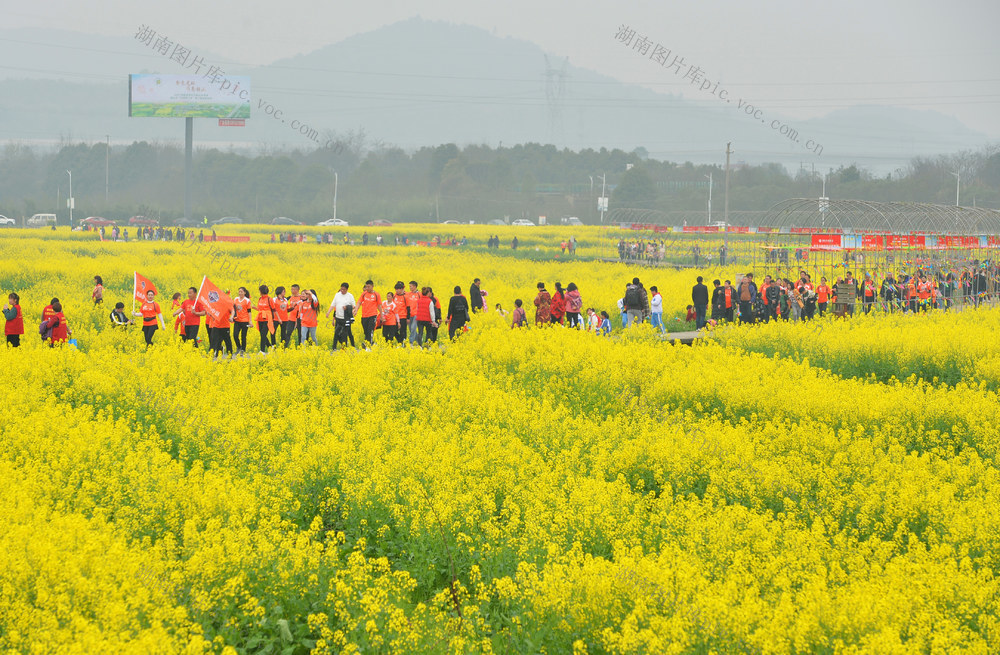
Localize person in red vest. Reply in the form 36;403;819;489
357;280;381;345
861;274;877;314
298;289;320;345
722;280;735;322
3;292;24;347
380;287;399;343
816;278;831;317
232;287;252;355
392;282;408;345
133;289;163;348
174;287;206;347
256;284;276;353
48;301;71;346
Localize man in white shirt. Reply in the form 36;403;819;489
325;283;356;349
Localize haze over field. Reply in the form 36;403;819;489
0;0;997;172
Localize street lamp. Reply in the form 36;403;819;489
950;171;960;207
66;170;73;226
333;171;338;221
704;173;713;225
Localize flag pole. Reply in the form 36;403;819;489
132;271;137;316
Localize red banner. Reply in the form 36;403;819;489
861;235;883;250
134;271;158;303
196;276;235;324
810;234;841;251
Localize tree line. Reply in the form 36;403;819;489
0;137;997;225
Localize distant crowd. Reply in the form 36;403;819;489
685;263;1000;328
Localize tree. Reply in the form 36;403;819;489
612;165;657;209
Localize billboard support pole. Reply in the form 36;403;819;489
184;117;193;221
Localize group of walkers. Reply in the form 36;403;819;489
687;263;1000;328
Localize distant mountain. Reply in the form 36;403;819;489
0;20;990;173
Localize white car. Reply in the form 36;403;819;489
0;215;15;226
511;219;536;227
317;218;349;227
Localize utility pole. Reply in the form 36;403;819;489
950;171;960;206
333;171;338;221
600;173;607;224
66;170;73;226
705;173;713;225
724;143;732;252
105;135;110;204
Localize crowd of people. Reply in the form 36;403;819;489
2;274;618;355
686;263;1000;328
617;239;730;266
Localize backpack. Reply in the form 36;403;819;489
624;285;642;309
566;293;582;313
739;281;751;302
39;316;59;339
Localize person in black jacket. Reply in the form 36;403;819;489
710;279;724;322
691;276;709;329
447;286;471;340
469;278;483;313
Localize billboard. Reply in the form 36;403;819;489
129;74;250;118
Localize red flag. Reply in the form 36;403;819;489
196;276;234;324
134;272;158;303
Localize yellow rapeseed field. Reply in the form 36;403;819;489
1;229;998;654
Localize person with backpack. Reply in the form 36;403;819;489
132;290;163;348
446;286;471;340
564;282;583;328
691;276;709;329
3;292;23;347
511;299;527;329
737;274;757;324
534;283;552;326
327;282;356;350
623;278;646;325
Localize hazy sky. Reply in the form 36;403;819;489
3;0;999;136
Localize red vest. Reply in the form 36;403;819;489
4;304;23;335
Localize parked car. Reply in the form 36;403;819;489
441;220;462;225
270;216;304;226
0;215;15;226
129;216;159;227
368;219;393;227
80;216;117;228
560;216;584;226
317;218;349;227
211;216;244;226
27;213;57;227
173;217;201;227
511;219;536;227
487;219;507;226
